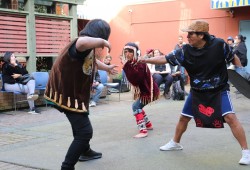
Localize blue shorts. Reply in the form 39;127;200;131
182;90;235;118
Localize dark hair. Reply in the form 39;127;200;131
196;32;211;42
153;49;164;57
3;51;13;63
79;19;111;40
237;34;246;42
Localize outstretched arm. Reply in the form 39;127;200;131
140;55;168;65
76;36;111;53
96;59;118;75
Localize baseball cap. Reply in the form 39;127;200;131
181;20;209;32
227;36;233;40
146;49;154;54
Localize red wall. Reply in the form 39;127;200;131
108;0;250;72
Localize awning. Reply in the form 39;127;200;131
211;0;250;9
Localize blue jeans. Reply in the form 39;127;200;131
235;66;250;81
91;83;104;103
132;99;146;115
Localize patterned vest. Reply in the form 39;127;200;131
44;39;95;114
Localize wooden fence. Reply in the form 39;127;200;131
0;13;71;56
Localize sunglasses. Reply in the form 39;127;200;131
188;32;197;36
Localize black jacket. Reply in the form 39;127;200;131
2;62;28;84
233;42;248;67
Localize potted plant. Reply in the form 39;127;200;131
112;72;122;84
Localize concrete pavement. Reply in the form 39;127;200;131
0;86;249;170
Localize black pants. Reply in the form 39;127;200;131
61;112;93;170
173;76;185;91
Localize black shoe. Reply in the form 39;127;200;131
78;148;102;162
163;91;171;99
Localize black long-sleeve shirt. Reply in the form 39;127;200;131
2;63;28;84
233;42;248;67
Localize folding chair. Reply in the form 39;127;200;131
120;70;131;92
1;73;28;111
98;70;120;101
31;72;49;107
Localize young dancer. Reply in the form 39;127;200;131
122;42;160;138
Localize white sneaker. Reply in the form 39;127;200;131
28;110;39;115
89;101;96;107
239;149;250;165
27;94;39;100
28;108;40;115
159;139;183;151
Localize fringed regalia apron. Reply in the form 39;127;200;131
192;90;224;128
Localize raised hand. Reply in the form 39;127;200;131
137;56;147;63
108;64;118;75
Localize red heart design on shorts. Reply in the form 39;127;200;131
198;104;214;117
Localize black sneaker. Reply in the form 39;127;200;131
78;148;102;161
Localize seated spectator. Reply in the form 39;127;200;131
171;65;188;97
16;57;27;68
2;52;39;114
103;55;113;83
89;70;104;107
103;55;112;65
152;49;173;99
143;49;154;72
